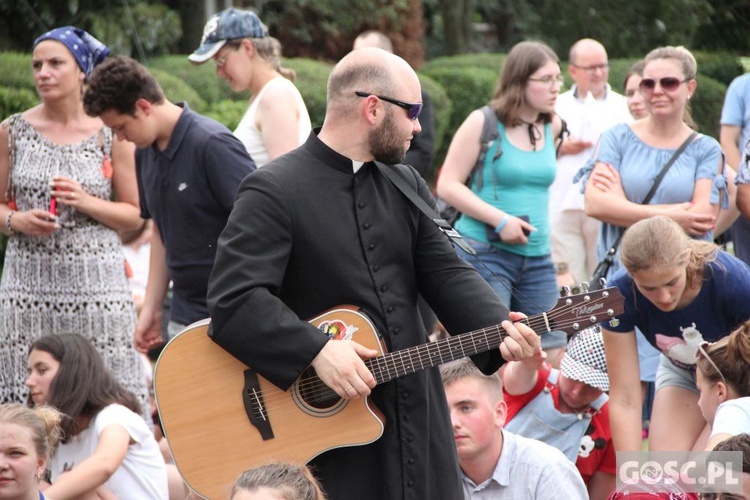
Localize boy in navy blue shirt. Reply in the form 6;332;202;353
84;55;256;351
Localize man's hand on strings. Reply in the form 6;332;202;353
498;311;542;363
311;339;378;400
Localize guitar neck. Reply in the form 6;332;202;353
363;286;622;385
365;317;537;385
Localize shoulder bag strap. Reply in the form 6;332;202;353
4;117;16;204
376;162;476;255
642;131;699;206
606;131;700;253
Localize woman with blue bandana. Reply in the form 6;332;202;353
0;27;149;420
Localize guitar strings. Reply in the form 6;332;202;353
242;296;618;419
254;315;609;412
255;296;613;406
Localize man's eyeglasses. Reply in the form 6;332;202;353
696;341;727;385
572;63;610;74
354;91;423;120
639;77;690;94
527;74;565;88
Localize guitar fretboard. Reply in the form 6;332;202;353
365;323;507;384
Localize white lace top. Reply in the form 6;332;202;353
0;114;147;414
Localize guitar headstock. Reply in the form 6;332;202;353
545;284;625;337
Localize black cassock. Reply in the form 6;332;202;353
208;130;510;499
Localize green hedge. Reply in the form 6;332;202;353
147;55;241;104
693;51;745;87
424;53;506;74
417;73;451;182
203;99;248;131
149;68;207;112
420;64;499;169
691;74;726;139
0;52;35;92
604;58;644;93
0;87;38;118
284;58;333;129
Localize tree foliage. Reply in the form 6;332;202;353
257;0;418;63
2;0;748;62
472;0;715;57
0;0;181;58
693;0;750;53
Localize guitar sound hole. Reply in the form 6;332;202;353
297;367;343;410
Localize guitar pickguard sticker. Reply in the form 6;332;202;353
319;319;358;341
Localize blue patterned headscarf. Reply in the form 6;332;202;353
33;26;110;76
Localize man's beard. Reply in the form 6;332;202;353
368;109;407;165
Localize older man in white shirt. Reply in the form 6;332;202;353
550;38;631;285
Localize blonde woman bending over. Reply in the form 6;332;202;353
602;216;750;453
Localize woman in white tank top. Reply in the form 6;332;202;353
189;8;312;167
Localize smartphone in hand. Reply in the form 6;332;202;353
486;223;501;241
486;214;531;241
518;215;531;236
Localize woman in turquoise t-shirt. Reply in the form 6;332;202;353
436;40;566;362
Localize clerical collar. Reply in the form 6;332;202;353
352;160;365;173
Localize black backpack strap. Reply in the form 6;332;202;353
376;162;476;255
473;105;500;192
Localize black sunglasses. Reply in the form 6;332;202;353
354;91;423;120
639;77;690;93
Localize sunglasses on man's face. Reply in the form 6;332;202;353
354;91;423;120
639;77;690;94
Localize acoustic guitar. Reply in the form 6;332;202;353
154;287;623;498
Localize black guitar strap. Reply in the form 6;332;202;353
375;162;476;256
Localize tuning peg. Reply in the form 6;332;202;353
560;285;572;297
598;277;608;288
580;281;590;292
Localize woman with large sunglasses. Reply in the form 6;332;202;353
575;45;728;281
436;41;568;365
601;215;750;454
695;320;750;451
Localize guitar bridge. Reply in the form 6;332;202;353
243;369;274;441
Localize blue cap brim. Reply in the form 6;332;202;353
188;39;226;64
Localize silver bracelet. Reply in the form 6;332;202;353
5;210;15;234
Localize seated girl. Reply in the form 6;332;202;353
25;333;169;499
695;319;750;450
